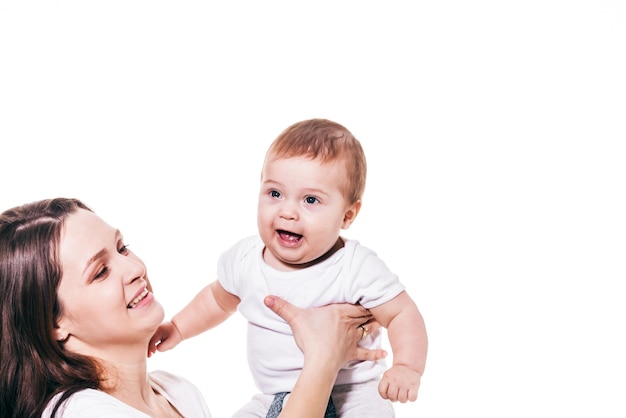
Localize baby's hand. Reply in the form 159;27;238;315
147;321;182;357
378;364;421;403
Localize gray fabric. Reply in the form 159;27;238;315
265;392;288;418
265;392;336;418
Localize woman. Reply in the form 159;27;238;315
0;198;383;418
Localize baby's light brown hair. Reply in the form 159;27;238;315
264;118;367;205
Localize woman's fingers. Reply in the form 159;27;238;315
264;295;386;367
264;295;326;356
264;295;297;323
358;319;381;336
355;347;388;361
341;303;373;320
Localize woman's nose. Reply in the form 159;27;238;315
120;254;147;284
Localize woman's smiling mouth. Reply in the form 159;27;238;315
127;288;149;309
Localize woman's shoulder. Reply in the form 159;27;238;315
149;369;198;389
150;370;212;417
42;389;145;417
41;372;211;418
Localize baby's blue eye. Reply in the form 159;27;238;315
270;190;281;198
305;196;318;204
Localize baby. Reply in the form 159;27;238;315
150;118;428;417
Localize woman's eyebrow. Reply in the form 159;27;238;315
82;229;122;274
83;248;106;275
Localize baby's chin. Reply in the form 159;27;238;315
265;249;315;271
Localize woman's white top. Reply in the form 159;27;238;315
42;370;211;417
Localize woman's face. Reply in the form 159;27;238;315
56;209;164;360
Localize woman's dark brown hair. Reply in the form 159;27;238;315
0;198;104;417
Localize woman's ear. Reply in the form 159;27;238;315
55;329;69;342
54;318;70;342
341;200;362;229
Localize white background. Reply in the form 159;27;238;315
1;1;625;417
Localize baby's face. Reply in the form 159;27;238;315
257;156;359;271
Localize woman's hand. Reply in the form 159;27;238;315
263;295;386;371
263;296;386;418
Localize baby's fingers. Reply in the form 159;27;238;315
147;337;160;357
378;379;404;402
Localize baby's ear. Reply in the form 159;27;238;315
342;200;362;229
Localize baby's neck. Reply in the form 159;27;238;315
265;237;345;271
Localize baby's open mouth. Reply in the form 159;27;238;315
277;230;302;242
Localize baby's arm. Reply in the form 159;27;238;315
149;280;239;355
369;291;428;403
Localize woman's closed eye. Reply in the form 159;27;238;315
94;265;110;281
93;244;129;281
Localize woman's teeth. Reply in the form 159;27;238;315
128;288;149;309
